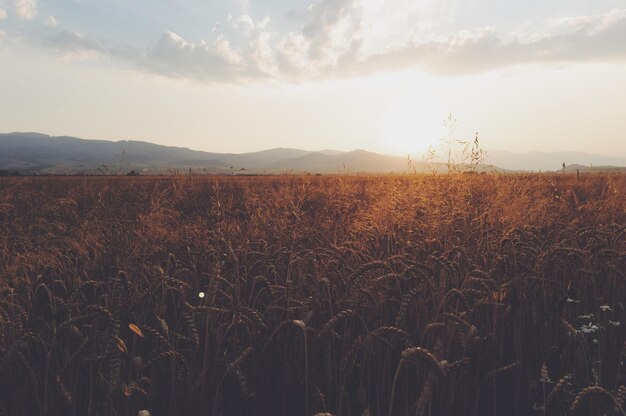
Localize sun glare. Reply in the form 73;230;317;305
378;98;446;156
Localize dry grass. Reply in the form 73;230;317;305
0;173;624;416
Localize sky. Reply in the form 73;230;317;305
0;0;625;157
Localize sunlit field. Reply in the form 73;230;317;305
0;174;624;416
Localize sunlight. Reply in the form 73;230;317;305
377;97;447;156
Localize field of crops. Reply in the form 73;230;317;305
0;174;624;416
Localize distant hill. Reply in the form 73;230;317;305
244;148;312;165
0;133;409;174
488;149;626;172
0;133;233;174
561;163;626;173
1;132;624;174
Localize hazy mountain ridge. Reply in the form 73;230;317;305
0;133;410;174
1;132;624;174
487;149;626;172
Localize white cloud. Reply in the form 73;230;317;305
556;9;626;35
0;8;7;20
142;31;244;81
43;29;107;60
302;0;363;62
29;3;626;83
268;0;364;77
14;0;37;21
134;5;626;82
357;8;626;76
214;34;242;64
0;30;5;43
45;15;58;28
250;31;276;76
233;14;255;32
276;32;310;74
257;16;270;30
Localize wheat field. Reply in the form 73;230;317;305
0;174;624;416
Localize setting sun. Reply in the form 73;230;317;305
378;98;447;156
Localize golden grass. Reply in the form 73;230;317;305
0;173;624;415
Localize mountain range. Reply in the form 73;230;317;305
1;132;625;174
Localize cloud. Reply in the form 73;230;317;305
45;15;58;28
300;0;363;66
14;0;37;21
42;29;107;60
130;0;365;82
131;5;626;82
0;8;7;20
555;8;626;35
231;14;255;33
0;30;5;43
140;31;244;81
275;32;310;74
257;16;270;30
264;0;364;78
250;31;276;76
359;28;531;76
358;9;626;76
27;4;626;83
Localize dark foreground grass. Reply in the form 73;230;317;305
0;174;624;415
